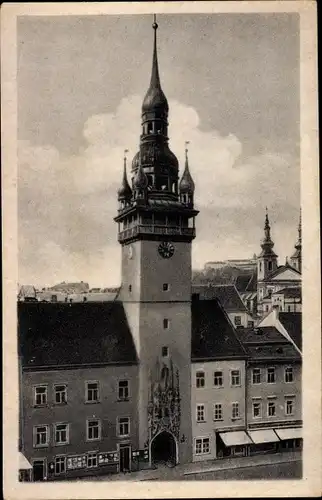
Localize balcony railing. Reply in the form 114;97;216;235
118;224;195;242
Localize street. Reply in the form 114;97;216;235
182;460;302;481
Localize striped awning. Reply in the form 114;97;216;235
274;427;302;440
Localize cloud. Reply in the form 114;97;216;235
18;96;300;287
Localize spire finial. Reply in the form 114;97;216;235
185;141;190;161
123;148;129;169
153;14;158;30
150;14;160;88
298;207;302;242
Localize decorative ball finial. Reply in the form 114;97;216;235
185;140;190;158
153;14;158;30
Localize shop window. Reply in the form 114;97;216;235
55;456;66;475
87;452;98;468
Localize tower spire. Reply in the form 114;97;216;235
151;15;161;88
260;208;277;256
117;149;132;203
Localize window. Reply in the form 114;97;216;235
252;368;261;384
118;380;129;401
54;384;67;404
162;346;169;357
196;404;205;422
33;425;49;447
231;370;240;386
232;402;240;419
234;316;242;326
247;320;254;327
163;283;169;291
87;419;101;441
285;399;295;415
196;371;205;388
128;285;132;293
268;261;272;271
55;456;66;474
87;452;98;468
213;403;223;421
54;423;69;445
214;371;223;387
86;381;100;402
117;417;130;437
285;367;294;383
267;367;276;384
267;401;276;417
259;262;262;272
34;386;47;406
252;401;262;418
163;318;169;329
195;437;210;455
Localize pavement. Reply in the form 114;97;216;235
85;450;302;482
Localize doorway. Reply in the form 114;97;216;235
32;459;45;481
119;445;131;472
151;431;177;466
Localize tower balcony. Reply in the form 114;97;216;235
118;224;196;243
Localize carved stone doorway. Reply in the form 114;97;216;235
151;431;177;467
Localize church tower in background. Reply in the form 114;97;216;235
114;17;198;465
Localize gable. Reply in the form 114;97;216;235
271;269;302;281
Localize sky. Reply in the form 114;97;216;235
17;13;300;288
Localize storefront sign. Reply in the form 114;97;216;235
67;455;86;470
98;451;119;465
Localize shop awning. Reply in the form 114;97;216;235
219;431;252;447
19;452;32;470
248;429;280;444
274;427;302;440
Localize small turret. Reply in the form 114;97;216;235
179;142;195;207
133;156;148;204
118;150;132;209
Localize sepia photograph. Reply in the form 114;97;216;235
2;1;320;498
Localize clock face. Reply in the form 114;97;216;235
128;245;133;259
158;241;175;259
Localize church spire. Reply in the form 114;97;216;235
142;15;169;115
259;208;278;258
290;208;302;272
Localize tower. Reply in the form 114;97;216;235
257;208;278;281
290;209;302;273
114;17;198;465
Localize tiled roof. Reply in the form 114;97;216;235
265;265;301;281
237;326;286;344
191;297;247;360
18;302;138;369
18;285;37;298
273;287;301;299
238;325;301;361
245;343;301;361
279;312;302;350
192;284;247;312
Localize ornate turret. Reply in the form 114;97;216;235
257;208;278;281
290;209;302;272
118;150;132;208
179;142;195;207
